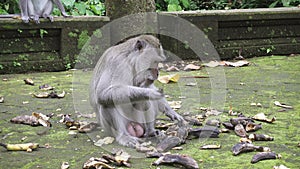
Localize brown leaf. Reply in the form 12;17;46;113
24;78;34;85
274;101;293;109
183;64;201;71
202;61;220;67
224;60;250;67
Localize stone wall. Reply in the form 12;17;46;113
163;7;300;59
0;16;109;74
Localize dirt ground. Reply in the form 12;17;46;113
0;55;299;169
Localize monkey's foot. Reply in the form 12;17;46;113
33;16;40;24
48;16;54;22
21;16;30;23
117;135;141;148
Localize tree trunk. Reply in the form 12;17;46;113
105;0;155;20
104;0;157;45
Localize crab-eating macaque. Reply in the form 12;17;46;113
19;0;69;23
90;35;184;148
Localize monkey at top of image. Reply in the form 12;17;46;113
89;35;184;148
19;0;70;24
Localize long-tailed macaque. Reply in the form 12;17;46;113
90;35;184;148
20;0;69;23
0;0;69;23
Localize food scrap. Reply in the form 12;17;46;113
0;142;39;152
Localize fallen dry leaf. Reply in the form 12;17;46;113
32;112;51;127
158;74;180;84
153;154;199;169
33;91;65;99
203;60;250;67
83;157;114;169
224;60;250;67
252;113;276;123
274;101;293;109
166;65;180;71
61;162;70;169
183;64;201;71
24;78;34;85
202;61;220;67
94;137;115;147
39;84;55;90
11;112;52;127
168;101;182;110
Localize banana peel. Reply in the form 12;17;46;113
158;74;180;84
0;142;39;152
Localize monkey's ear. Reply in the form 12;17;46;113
134;40;146;51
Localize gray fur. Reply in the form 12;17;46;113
90;35;183;147
19;0;69;24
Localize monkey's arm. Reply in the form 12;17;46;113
53;0;70;17
97;85;163;105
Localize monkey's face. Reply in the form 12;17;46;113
131;40;166;87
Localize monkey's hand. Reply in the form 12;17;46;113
165;109;184;122
147;88;164;100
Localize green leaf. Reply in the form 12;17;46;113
281;0;290;7
91;4;104;15
167;4;179;11
269;1;278;8
0;9;9;15
180;0;190;8
86;10;94;16
168;0;180;5
63;0;76;8
75;2;87;15
70;10;80;16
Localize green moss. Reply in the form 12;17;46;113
1;25;15;29
77;30;90;50
29;30;38;36
93;29;102;39
68;32;78;38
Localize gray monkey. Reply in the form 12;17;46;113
19;0;69;23
90;35;184;148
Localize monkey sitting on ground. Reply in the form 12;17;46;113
90;35;184;148
0;0;69;23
